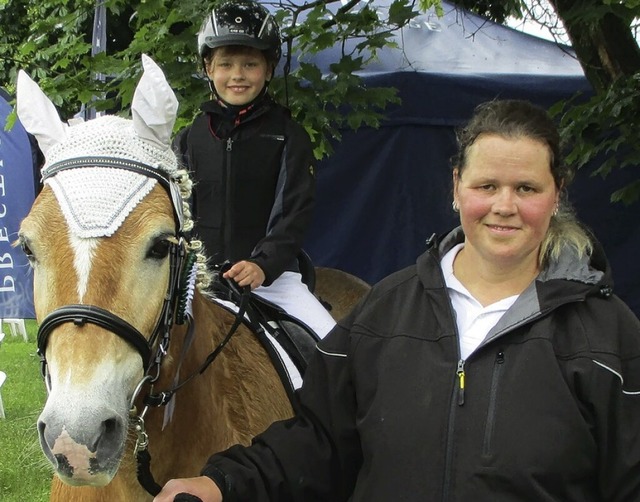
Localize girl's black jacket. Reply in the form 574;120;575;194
173;96;315;285
202;227;640;501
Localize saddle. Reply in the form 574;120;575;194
297;249;316;293
210;262;320;405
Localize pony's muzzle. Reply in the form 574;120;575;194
37;410;126;486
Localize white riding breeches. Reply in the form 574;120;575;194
253;271;336;339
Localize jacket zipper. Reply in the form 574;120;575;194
482;351;505;456
442;358;465;502
222;138;233;256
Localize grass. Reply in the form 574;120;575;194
0;320;51;502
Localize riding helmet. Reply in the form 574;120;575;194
197;0;282;65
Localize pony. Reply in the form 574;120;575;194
16;55;370;501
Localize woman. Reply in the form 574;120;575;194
156;99;640;501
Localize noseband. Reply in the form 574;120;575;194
38;304;152;370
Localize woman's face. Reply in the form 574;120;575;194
453;133;559;271
206;47;271;106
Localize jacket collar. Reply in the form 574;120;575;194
423;225;608;288
200;91;272;121
422;226;612;351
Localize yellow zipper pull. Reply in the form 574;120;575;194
457;359;465;406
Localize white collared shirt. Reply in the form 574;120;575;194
441;243;519;360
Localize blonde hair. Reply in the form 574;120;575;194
539;202;593;268
204;45;272;72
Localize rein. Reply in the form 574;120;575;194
142;281;251;408
129;275;252;496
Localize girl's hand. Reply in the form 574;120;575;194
223;260;265;290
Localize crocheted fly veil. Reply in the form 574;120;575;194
16;54;181;238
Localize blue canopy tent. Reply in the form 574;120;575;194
0;89;36;319
301;1;640;318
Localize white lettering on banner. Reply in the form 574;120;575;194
0;253;14;268
0;275;15;293
0;154;16;294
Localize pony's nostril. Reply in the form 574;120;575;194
37;419;52;451
87;417;123;453
38;419;46;438
102;417;118;436
37;418;59;467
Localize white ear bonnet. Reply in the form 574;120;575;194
16;54;180;238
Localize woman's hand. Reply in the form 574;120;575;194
223;260;265;290
153;476;222;502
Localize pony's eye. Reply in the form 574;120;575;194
148;239;171;260
19;238;36;263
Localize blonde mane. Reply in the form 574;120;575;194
173;168;213;292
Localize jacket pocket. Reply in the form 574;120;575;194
482;350;505;457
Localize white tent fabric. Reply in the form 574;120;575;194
295;0;584;77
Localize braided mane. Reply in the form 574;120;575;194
173;167;213;292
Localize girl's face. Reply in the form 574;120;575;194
206;47;271;106
453;133;559;272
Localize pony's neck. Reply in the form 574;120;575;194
144;288;291;486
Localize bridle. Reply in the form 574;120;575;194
36;157;188;377
36;156;192;495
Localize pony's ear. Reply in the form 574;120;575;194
16;70;68;157
132;54;178;149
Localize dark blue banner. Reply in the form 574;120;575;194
0;92;36;318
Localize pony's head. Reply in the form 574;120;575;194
16;55;204;487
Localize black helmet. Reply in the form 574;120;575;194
197;0;282;64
